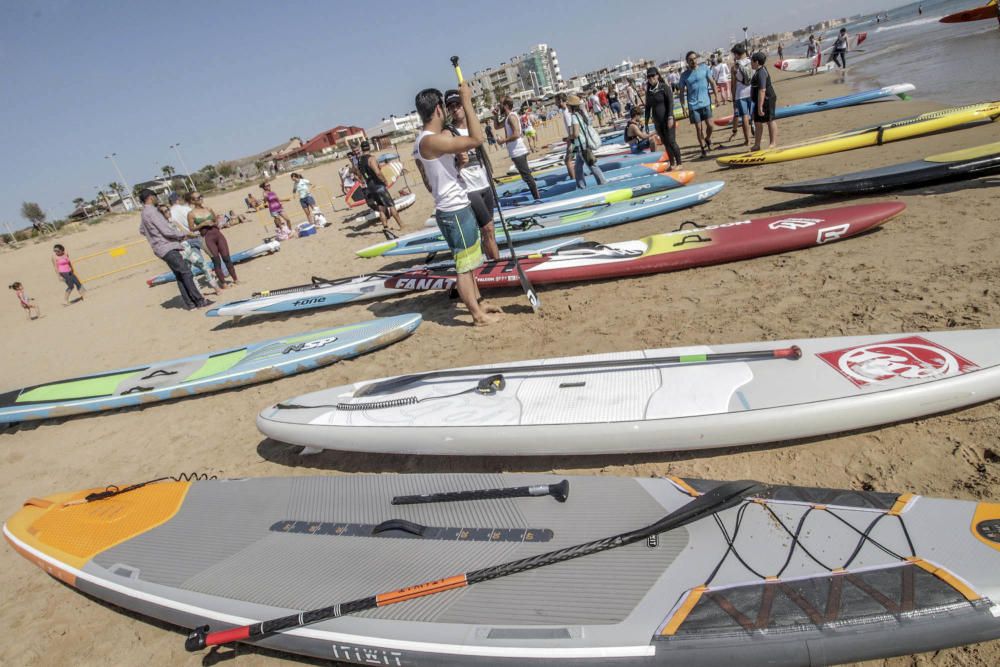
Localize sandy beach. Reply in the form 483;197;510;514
1;67;998;666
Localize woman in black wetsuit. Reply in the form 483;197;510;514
643;66;683;169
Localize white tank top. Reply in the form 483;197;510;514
504;112;529;159
415;130;470;213
455;127;490;192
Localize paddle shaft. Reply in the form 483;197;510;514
392;480;569;505
451;56;540;313
354;345;802;398
185;479;764;650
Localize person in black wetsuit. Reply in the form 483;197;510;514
352;140;404;238
643;66;683;169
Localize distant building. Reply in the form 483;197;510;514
470;44;564;104
290;125;366;157
367;113;422;149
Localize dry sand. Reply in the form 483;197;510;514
1;69;998;666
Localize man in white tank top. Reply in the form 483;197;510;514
493;97;541;201
413;84;500;326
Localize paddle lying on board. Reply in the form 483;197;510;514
392;479;570;505
278;345;803;404
184;478;765;650
451;55;540;314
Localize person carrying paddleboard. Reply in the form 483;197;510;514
444;89;500;261
413;84;500;326
644;66;683;169
493;97;541;202
679;51;719;157
353;141;405;239
750;52;778;151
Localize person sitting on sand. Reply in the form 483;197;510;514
245;193;263;211
750;52;778;151
260;182;296;240
186;191;239;288
10;281;41;319
624;107;660;154
413;83;500;326
51;244;86;305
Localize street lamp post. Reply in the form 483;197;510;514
104;153;136;209
169;143;196;192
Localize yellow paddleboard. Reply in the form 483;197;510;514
718;101;1000;166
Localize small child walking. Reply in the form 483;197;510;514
52;244;86;304
9;282;41;319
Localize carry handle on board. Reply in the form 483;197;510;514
451;55;540;314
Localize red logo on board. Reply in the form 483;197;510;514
817;336;978;388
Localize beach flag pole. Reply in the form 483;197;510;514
450;55;540;314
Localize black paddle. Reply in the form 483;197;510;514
392;480;569;505
451;55;540;314
345;345;802;399
185;479;765;651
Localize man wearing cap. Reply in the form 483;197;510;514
138;189;210;310
644;67;683;169
445;89;500;261
352;140;404;238
413;83;500;326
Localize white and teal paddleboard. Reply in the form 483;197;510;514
0;314;421;424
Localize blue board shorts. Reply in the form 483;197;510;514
299;195;316;209
734;97;754;118
689;105;712;123
435;205;484;274
629;139;652;154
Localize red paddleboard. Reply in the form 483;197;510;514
941;4;998;22
384;202;905;291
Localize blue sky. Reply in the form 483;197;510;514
0;0;902;229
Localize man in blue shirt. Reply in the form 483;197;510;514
679;51;719;157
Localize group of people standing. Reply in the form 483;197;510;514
139;187;244;310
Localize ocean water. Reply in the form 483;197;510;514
786;0;1000;106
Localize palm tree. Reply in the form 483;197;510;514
161;165;175;178
72;197;89;219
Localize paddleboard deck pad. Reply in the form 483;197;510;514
5;474;1000;666
258;328;1000;456
0;314;421;424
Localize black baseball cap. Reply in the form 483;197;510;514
444;89;460;107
